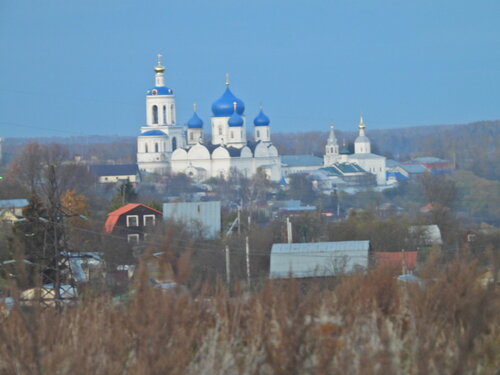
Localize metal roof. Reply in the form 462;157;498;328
281;155;323;167
271;240;370;254
386;159;402;168
401;164;427;174
411;156;448;164
270;240;370;278
0;199;29;208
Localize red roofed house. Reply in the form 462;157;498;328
374;251;418;273
104;204;163;244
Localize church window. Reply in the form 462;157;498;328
257;130;260;138
230;131;234;139
172;137;177;150
218;127;222;135
155;143;159;152
190;132;193;141
145;143;148;153
241;130;243;138
171;104;175;124
152;105;158;124
267;129;269;137
163;105;167;124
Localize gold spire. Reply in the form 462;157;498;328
330;120;335;130
154;53;165;73
193;103;197;112
259;102;263;110
359;113;365;129
225;73;230;87
233;101;237;111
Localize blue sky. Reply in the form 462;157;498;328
0;0;499;138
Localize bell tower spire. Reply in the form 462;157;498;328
324;121;339;166
154;53;166;87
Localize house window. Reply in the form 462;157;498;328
127;234;140;244
144;215;156;226
126;215;139;227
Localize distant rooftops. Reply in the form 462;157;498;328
281;155;323;167
0;199;29;208
90;164;140;177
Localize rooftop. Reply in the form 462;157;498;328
281;155;323;167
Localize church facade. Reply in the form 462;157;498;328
323;117;387;185
137;57;281;181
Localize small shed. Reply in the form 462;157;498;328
270;240;370;279
163;201;221;238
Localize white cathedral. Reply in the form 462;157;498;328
137;56;281;181
323;116;386;185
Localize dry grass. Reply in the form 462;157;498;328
0;257;499;375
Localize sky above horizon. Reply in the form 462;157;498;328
0;0;499;138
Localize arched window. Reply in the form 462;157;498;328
170;104;175;124
152;105;158;124
155;143;159;152
218;127;222;135
257;130;260;138
190;132;193;141
163;105;167;124
145;143;148;153
172;137;177;150
266;129;269;138
230;131;234;139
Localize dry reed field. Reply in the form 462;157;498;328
0;257;498;375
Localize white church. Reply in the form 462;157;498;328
323;116;387;185
137;56;281;181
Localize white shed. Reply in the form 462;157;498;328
270;240;370;279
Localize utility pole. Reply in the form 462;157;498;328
401;248;407;275
245;236;250;286
286;217;293;244
225;245;230;287
237;207;241;236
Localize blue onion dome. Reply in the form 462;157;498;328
147;86;173;95
141;130;168;136
211;77;245;116
187;104;203;129
228;102;244;127
254;108;270;126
